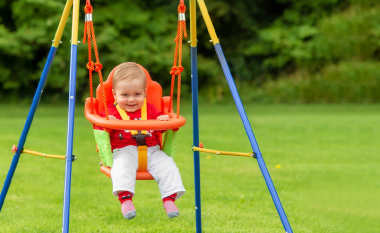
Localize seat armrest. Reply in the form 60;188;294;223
161;96;173;115
85;97;99;115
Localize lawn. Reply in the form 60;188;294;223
0;103;379;232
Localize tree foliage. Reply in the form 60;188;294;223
0;0;222;102
0;0;379;103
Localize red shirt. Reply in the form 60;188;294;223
96;103;164;150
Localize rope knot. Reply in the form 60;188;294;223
95;62;103;72
176;66;184;74
170;66;184;75
87;61;95;71
178;5;186;13
84;5;93;14
170;66;177;75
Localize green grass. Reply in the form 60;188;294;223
0;103;379;232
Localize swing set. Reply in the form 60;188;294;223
0;0;293;232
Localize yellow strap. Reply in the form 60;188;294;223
137;145;148;172
114;98;148;135
114;98;148;172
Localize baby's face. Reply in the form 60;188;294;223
113;78;146;113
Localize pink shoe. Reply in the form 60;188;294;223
163;201;179;218
121;200;136;220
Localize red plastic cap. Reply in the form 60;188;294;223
12;144;17;154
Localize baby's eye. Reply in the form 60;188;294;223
135;93;141;96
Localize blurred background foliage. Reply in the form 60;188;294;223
0;0;380;103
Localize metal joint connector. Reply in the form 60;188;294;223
178;13;186;21
52;40;62;44
85;14;92;22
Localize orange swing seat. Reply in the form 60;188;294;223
85;64;186;180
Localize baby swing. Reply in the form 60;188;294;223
83;0;187;180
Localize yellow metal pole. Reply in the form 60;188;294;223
71;0;80;45
192;146;254;158
190;0;197;47
22;148;66;160
196;0;219;45
52;0;73;47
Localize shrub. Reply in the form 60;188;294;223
263;61;380;103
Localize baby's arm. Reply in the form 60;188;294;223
157;114;170;121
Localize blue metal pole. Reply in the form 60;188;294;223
0;46;57;211
62;44;77;233
214;43;293;233
191;46;202;232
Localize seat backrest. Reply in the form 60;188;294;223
96;64;162;114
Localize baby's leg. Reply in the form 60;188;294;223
111;146;138;197
147;146;186;200
111;146;139;219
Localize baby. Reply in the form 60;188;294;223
98;62;185;220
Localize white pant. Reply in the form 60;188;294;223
111;145;185;199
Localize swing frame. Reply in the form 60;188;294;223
0;0;293;232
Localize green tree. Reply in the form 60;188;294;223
0;0;224;103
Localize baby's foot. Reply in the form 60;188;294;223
121;200;136;220
163;201;179;218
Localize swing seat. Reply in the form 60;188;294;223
85;64;186;180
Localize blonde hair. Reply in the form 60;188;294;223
112;62;147;88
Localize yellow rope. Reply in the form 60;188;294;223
192;146;254;158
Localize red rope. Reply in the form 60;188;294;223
83;0;110;131
169;0;187;119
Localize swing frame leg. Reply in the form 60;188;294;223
0;48;57;212
215;43;293;232
195;0;293;232
0;0;73;212
190;0;202;232
62;0;80;232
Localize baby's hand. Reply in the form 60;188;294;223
157;114;170;121
109;115;118;120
